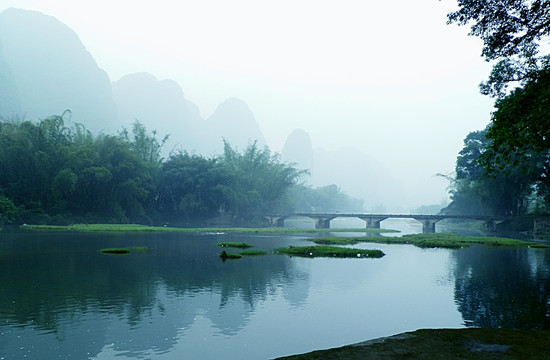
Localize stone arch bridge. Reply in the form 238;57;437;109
263;213;513;233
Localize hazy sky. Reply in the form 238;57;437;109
1;0;495;208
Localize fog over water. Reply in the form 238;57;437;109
0;0;495;211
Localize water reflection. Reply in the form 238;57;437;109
1;230;549;359
0;231;310;359
452;246;550;329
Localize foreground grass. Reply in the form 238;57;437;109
311;233;548;249
275;328;550;360
20;223;398;234
276;245;384;258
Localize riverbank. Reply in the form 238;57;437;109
274;328;550;359
19;223;398;234
19;224;549;248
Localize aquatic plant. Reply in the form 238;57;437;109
219;251;242;259
100;248;130;254
100;246;149;254
276;245;384;258
217;242;253;248
310;233;549;249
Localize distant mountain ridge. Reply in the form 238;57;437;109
0;8;117;133
282;128;406;211
0;7;266;154
0;7;406;211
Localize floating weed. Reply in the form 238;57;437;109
100;246;149;255
219;250;242;260
100;248;130;254
276;245;384;258
217;242;253;248
310;233;548;249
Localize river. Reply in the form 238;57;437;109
0;224;549;359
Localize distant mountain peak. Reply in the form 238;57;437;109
206;97;267;151
0;7;116;132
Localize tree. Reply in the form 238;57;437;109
157;151;231;222
219;141;307;217
0;194;18;224
480;71;550;210
447;0;550;97
443;129;535;216
119;121;168;165
448;1;550;211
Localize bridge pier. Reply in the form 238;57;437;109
314;218;330;229
484;219;507;232
413;217;442;233
484;220;497;232
358;216;388;229
264;216;286;227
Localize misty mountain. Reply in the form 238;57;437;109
112;72;203;154
0;7;406;211
0;8;117;133
0;8;267;156
0;41;19;116
113;74;267;156
282;128;406;211
282;129;314;171
202;97;267;154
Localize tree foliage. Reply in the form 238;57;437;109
444;128;542;215
283;184;365;213
0;116;165;224
447;1;550;213
447;0;550;97
479;71;550;210
219;140;308;216
0;116;311;225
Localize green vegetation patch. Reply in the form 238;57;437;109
311;233;548;249
219;251;242;259
22;224;177;232
100;248;130;254
100;246;149;255
217;242;253;248
276;245;384;258
239;250;267;256
274;328;550;360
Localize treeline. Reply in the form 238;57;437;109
442;1;550;218
443;72;550;216
0;114;363;225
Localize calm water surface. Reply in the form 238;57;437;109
0;226;549;359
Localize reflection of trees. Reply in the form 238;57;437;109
453;246;550;329
0;232;309;357
153;233;309;335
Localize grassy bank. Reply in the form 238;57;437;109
274;328;550;360
276;245;385;258
20;223;398;234
311;233;548;249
